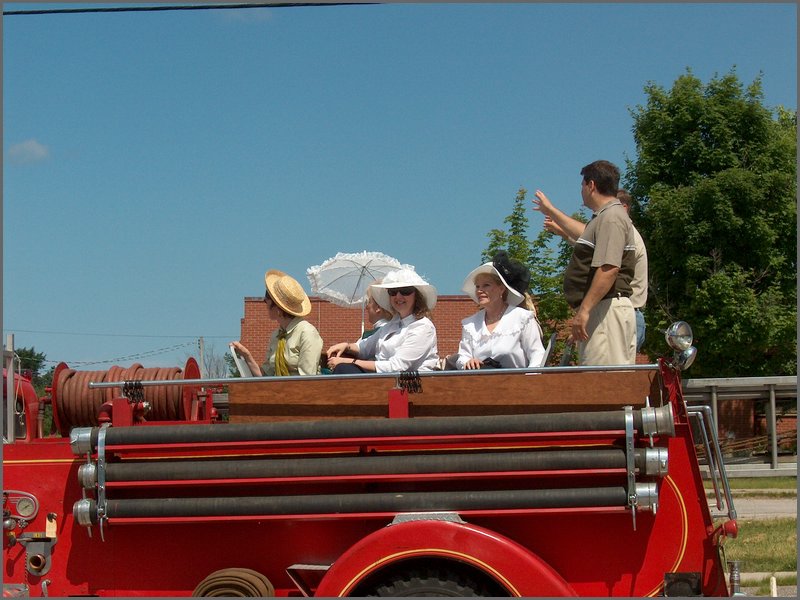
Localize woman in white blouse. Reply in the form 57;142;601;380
327;269;439;373
456;252;545;370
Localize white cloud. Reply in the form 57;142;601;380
7;139;50;164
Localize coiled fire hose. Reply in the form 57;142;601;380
192;568;275;597
51;361;190;435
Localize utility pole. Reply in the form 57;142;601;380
198;336;206;378
5;334;16;443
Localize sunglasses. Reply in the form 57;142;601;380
387;287;416;297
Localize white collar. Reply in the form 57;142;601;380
394;313;417;328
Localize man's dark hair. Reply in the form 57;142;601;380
616;189;633;207
580;160;620;196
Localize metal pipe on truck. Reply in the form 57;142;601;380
71;405;674;454
74;484;659;523
90;447;668;484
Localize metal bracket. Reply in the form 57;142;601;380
96;423;110;541
391;512;465;525
395;371;422;394
644;395;654;447
16;533;57;576
121;380;145;403
624;405;638;530
286;564;330;598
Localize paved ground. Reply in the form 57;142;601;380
740;580;797;597
710;494;797;520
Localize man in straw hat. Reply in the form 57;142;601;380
327;268;439;373
232;270;323;376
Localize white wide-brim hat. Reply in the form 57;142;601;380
461;262;525;307
371;268;438;312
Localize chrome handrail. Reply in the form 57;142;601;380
687;405;737;520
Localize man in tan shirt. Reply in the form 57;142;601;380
533;160;637;365
533;188;648;352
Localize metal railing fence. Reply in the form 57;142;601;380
683;376;797;470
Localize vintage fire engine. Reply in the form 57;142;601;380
3;323;739;597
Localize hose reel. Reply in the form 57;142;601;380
50;358;200;435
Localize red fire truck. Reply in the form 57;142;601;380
3;322;739;597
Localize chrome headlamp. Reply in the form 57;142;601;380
665;321;697;370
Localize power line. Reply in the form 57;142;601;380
3;2;375;16
4;328;233;339
42;341;198;366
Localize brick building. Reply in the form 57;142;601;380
239;295;480;366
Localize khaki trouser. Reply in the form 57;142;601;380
578;296;637;366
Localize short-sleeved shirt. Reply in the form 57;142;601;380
630;226;648;309
261;317;324;376
355;314;439;373
456;305;545;369
564;200;636;309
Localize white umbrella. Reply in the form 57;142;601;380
307;251;414;333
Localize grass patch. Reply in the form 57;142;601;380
723;518;797;572
705;476;797;490
748;575;798;596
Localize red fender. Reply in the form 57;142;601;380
314;518;576;597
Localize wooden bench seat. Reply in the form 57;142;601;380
228;368;661;423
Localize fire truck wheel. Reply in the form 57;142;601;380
362;565;503;597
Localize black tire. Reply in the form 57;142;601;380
364;566;501;597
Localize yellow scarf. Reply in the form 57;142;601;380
274;329;289;376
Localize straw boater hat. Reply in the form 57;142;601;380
371;268;438;313
461;251;530;307
264;270;312;317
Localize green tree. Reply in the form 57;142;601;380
12;346;55;434
483;188;533;267
624;69;796;377
483;187;587;362
14;346;54;395
15;346;46;377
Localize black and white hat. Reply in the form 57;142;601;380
461;251;530;307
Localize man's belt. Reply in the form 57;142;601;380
603;291;632;301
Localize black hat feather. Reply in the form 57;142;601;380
492;251;531;295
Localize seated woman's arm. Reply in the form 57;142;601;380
455;321;482;370
230;341;263;376
326;338;372;372
522;313;546;368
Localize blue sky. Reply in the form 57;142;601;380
3;1;797;370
